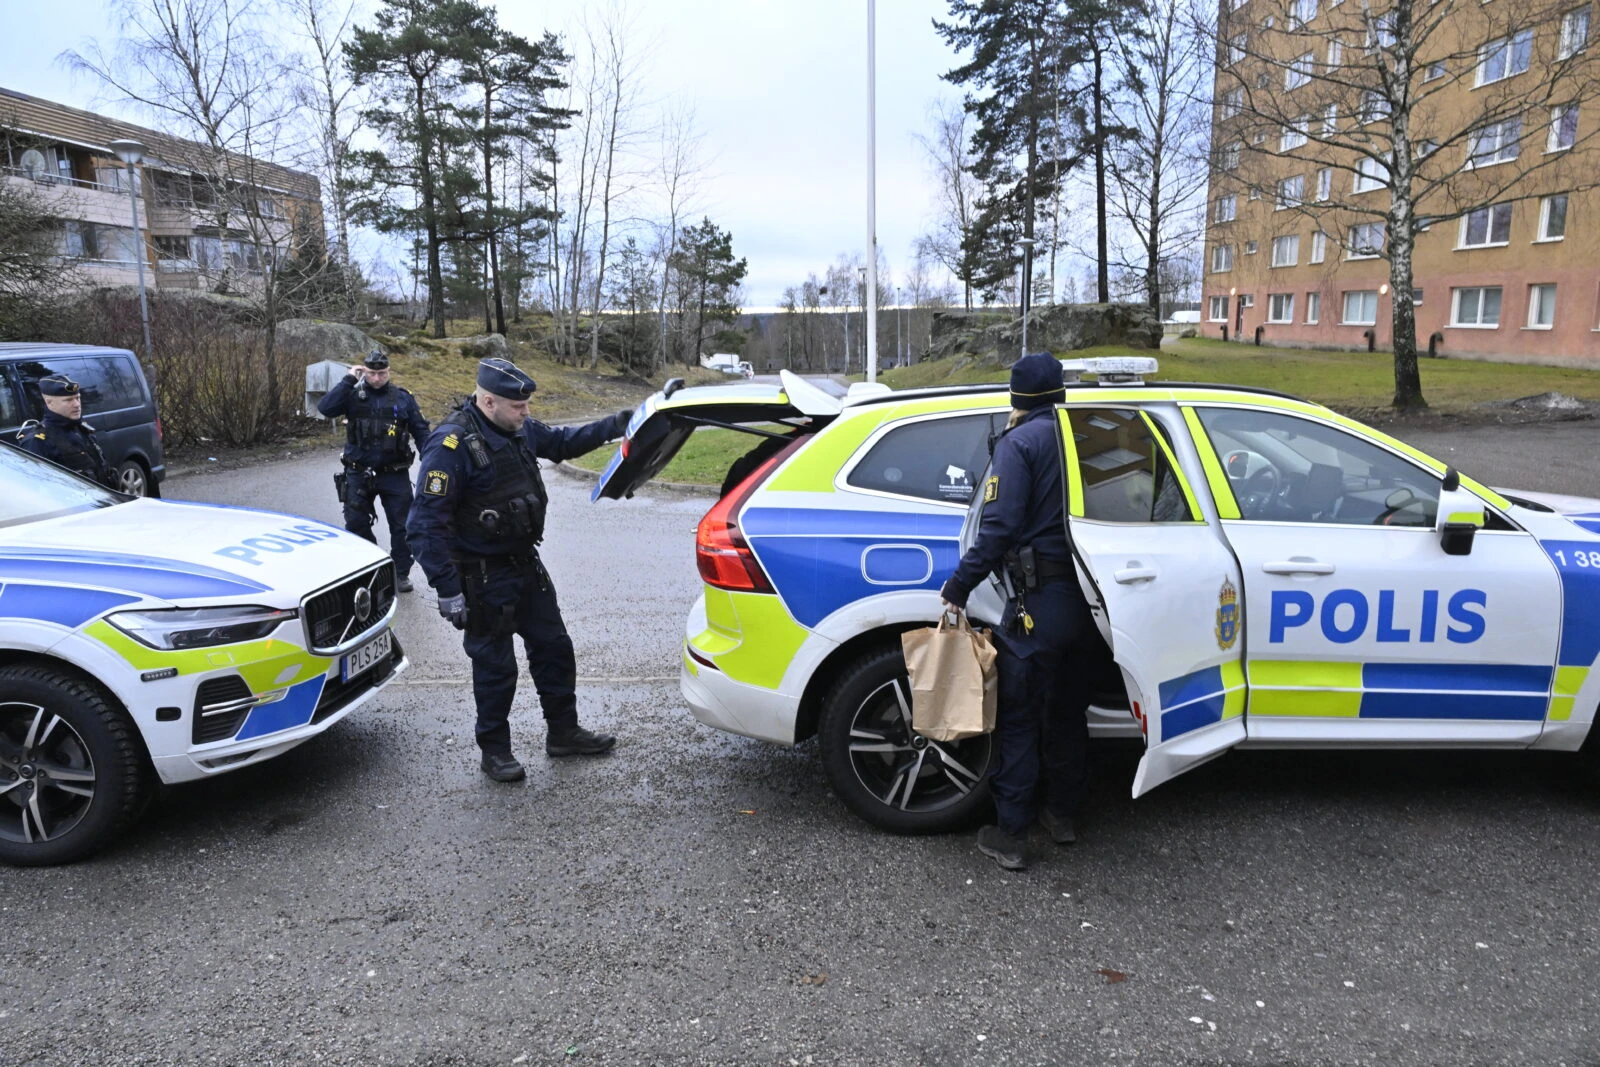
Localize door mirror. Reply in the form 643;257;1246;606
1436;468;1484;556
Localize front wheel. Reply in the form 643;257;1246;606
818;644;993;834
0;666;153;866
116;459;155;498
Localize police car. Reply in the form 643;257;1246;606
0;443;405;865
595;361;1600;834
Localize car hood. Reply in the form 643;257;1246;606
1495;487;1600;516
0;499;387;606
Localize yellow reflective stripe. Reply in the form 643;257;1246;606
688;627;740;657
1249;659;1363;688
1057;410;1085;516
1141;411;1203;522
712;592;809;689
682;648;699;678
1548;696;1575;722
1220;658;1246;719
700;587;741;639
1555;666;1588;696
1446;511;1486;527
1251;689;1364;717
1182;407;1240;520
1248;660;1362;717
765;408;889;492
83;620;330;680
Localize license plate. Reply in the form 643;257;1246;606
341;629;393;682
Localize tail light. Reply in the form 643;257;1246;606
155;416;164;443
695;436;808;593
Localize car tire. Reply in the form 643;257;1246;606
116;459;154;498
0;665;153;866
818;643;993;835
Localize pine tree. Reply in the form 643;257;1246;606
669;219;747;366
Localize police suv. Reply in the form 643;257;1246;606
0;443;405;865
595;362;1600;834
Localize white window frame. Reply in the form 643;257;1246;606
1214;195;1238;223
1352;156;1388;193
1360;91;1388;125
1526;283;1557;328
1458;203;1513;248
1212;244;1235;272
1424;60;1447;81
1287;53;1315;89
1342;289;1379;325
1221;88;1244;119
1327;38;1343;66
1548;103;1579;152
1208;295;1230;321
1245;240;1260;255
1229;32;1248;63
1476;30;1534;86
1560;7;1590;58
1315;168;1332;201
1276;174;1305;209
1450;285;1503;327
1281;120;1309;151
1310;230;1328;263
1268;293;1295;323
1347;222;1385;259
1221;141;1242;170
1468;118;1521;168
1537;194;1569;241
1292;0;1319;27
1271;234;1301;266
1322;103;1338;133
1305;291;1322;323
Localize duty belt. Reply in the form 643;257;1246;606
343;459;411;475
455;552;539;575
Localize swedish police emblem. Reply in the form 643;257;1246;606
424;470;449;496
1215;578;1239;650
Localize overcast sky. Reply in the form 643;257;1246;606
6;0;971;309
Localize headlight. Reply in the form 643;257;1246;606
108;606;298;650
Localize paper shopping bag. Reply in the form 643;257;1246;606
900;613;998;742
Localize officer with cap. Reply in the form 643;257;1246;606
16;374;117;489
939;353;1102;872
317;348;431;592
406;357;633;783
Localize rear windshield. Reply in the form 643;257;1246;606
0;441;125;527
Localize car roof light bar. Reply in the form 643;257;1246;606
1061;356;1159;386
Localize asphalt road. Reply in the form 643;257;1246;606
5;420;1600;1066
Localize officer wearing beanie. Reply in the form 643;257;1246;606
17;374;117;489
406;358;634;783
317;349;430;592
939;353;1099;872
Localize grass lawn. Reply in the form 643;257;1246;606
567;423;783;485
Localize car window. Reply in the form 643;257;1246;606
15;357;87;417
847;412;1005;505
1065;407;1199;523
73;356;147;412
0;368;22;429
0;437;124;526
1194;406;1440;526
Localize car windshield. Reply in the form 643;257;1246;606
0;442;125;528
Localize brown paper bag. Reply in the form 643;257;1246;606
900;613;999;742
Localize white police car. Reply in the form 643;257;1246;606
0;443;405;865
596;363;1600;833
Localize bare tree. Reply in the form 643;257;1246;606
282;0;361;270
653;102;707;370
914;97;983;310
1213;0;1600;407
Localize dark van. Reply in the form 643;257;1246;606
0;343;165;497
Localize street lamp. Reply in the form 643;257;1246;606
857;266;868;373
108;139;154;360
894;285;902;368
865;0;879;383
1015;236;1037;360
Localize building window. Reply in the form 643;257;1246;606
1368;12;1396;48
1272;234;1301;266
1268;293;1296;322
1214;195;1238;223
1343;290;1379;324
1560;7;1590;58
1287;53;1315;89
57;221;139;264
1306;291;1322;323
1212;245;1234;272
1468;118;1521;167
1477;30;1533;85
1549;104;1579;151
1327;38;1343;66
1229;32;1248;63
1220;88;1244;119
1209;295;1230;321
1276;175;1305;209
1460;203;1513;247
1231;0;1247;10
1538;194;1569;240
1262;15;1276;30
1310;231;1327;263
1322;103;1338;134
1425;60;1447;81
1413;288;1425;305
1527;284;1557;328
1315;168;1332;201
1281;119;1309;151
1348;222;1385;258
1292;0;1319;27
1248;185;1263;199
1245;240;1260;254
1451;286;1503;326
1415;139;1439;160
1359;91;1389;125
1353;156;1388;192
1221;141;1242;170
1256;72;1271;89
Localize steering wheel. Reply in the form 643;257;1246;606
1374;486;1419;526
1240;466;1280;515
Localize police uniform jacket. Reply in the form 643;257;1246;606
18;411;115;488
942;404;1073;607
317;375;430;469
407;402;625;599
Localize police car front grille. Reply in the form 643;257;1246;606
193;675;253;744
312;632;402;725
303;562;396;653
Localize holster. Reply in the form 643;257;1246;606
333;471;348;504
460;559;522;639
1006;546;1040;592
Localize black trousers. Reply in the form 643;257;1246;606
344;467;415;572
990;581;1106;837
460;556;578;755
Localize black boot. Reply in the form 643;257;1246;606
480;751;526;782
976;825;1028;871
397;574;414;592
546;725;616;757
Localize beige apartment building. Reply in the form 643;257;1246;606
0;87;320;293
1202;0;1600;365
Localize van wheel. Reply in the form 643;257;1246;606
818;644;993;834
0;666;153;866
116;459;154;498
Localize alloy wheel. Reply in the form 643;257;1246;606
846;677;990;813
0;702;97;846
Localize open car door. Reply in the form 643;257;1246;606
1055;404;1248;797
591;370;842;501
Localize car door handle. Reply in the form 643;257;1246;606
1263;559;1336;576
1113;565;1159;584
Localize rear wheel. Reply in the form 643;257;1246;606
116;459;156;498
0;666;153;866
818;644;993;834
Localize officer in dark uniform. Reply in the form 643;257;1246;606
16;374;117;489
940;353;1100;872
406;357;633;783
317;349;431;592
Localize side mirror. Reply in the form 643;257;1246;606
1436;467;1484;556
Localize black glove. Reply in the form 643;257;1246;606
437;593;468;630
939;577;969;611
613;409;634;438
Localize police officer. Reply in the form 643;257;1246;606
939;353;1101;872
317;349;430;592
406;358;632;783
16;374;117;489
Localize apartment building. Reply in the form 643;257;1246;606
0;87;320;292
1201;0;1600;364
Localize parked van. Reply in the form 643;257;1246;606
0;343;165;497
